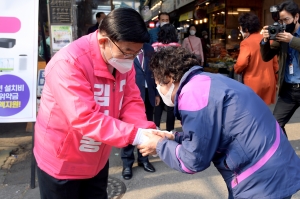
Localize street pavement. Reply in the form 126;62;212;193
0;103;300;199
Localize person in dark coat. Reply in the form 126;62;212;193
148;12;170;44
260;0;300;137
200;30;210;67
87;12;106;34
121;43;160;180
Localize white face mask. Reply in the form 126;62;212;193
189;30;196;35
240;30;249;39
204;35;208;39
107;40;133;74
156;83;175;107
160;22;168;27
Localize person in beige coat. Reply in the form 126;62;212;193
235;13;278;105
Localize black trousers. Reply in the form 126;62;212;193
154;95;175;131
144;88;154;121
37;160;109;199
121;89;153;167
273;82;300;136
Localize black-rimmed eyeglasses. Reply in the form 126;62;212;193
109;38;143;59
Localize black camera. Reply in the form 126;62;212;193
268;22;286;40
268;5;286;40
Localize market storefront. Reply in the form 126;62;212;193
192;0;263;77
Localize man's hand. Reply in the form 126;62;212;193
152;130;175;140
155;96;160;106
261;26;270;42
276;31;293;43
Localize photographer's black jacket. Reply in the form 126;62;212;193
260;34;300;95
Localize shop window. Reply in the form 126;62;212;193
209;9;226;59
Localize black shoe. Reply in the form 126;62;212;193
138;161;156;172
122;167;132;180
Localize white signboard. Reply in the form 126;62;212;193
141;6;152;22
162;0;175;13
0;0;38;122
175;0;194;9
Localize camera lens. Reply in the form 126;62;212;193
269;28;276;34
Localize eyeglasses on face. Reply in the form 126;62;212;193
108;38;143;59
279;17;293;24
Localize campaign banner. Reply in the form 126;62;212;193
0;0;38;122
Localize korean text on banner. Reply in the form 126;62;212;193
0;0;38;123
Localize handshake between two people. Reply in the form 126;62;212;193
132;128;175;157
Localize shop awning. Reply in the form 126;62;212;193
179;11;193;22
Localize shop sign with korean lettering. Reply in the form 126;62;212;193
0;0;38;122
48;0;72;24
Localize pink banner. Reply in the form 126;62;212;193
0;17;21;33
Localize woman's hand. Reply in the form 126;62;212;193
137;130;174;156
137;132;162;156
153;130;175;140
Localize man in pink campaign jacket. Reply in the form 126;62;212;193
34;8;158;199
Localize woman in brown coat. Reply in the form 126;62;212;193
235;13;278;105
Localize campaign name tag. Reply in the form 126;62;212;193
289;64;294;74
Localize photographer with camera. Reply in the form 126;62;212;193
260;0;300;137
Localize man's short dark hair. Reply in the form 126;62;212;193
99;8;150;43
238;13;260;34
158;12;170;20
96;12;105;18
279;0;299;18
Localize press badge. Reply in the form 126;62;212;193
289;64;294;74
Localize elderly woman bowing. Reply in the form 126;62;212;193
138;46;300;199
